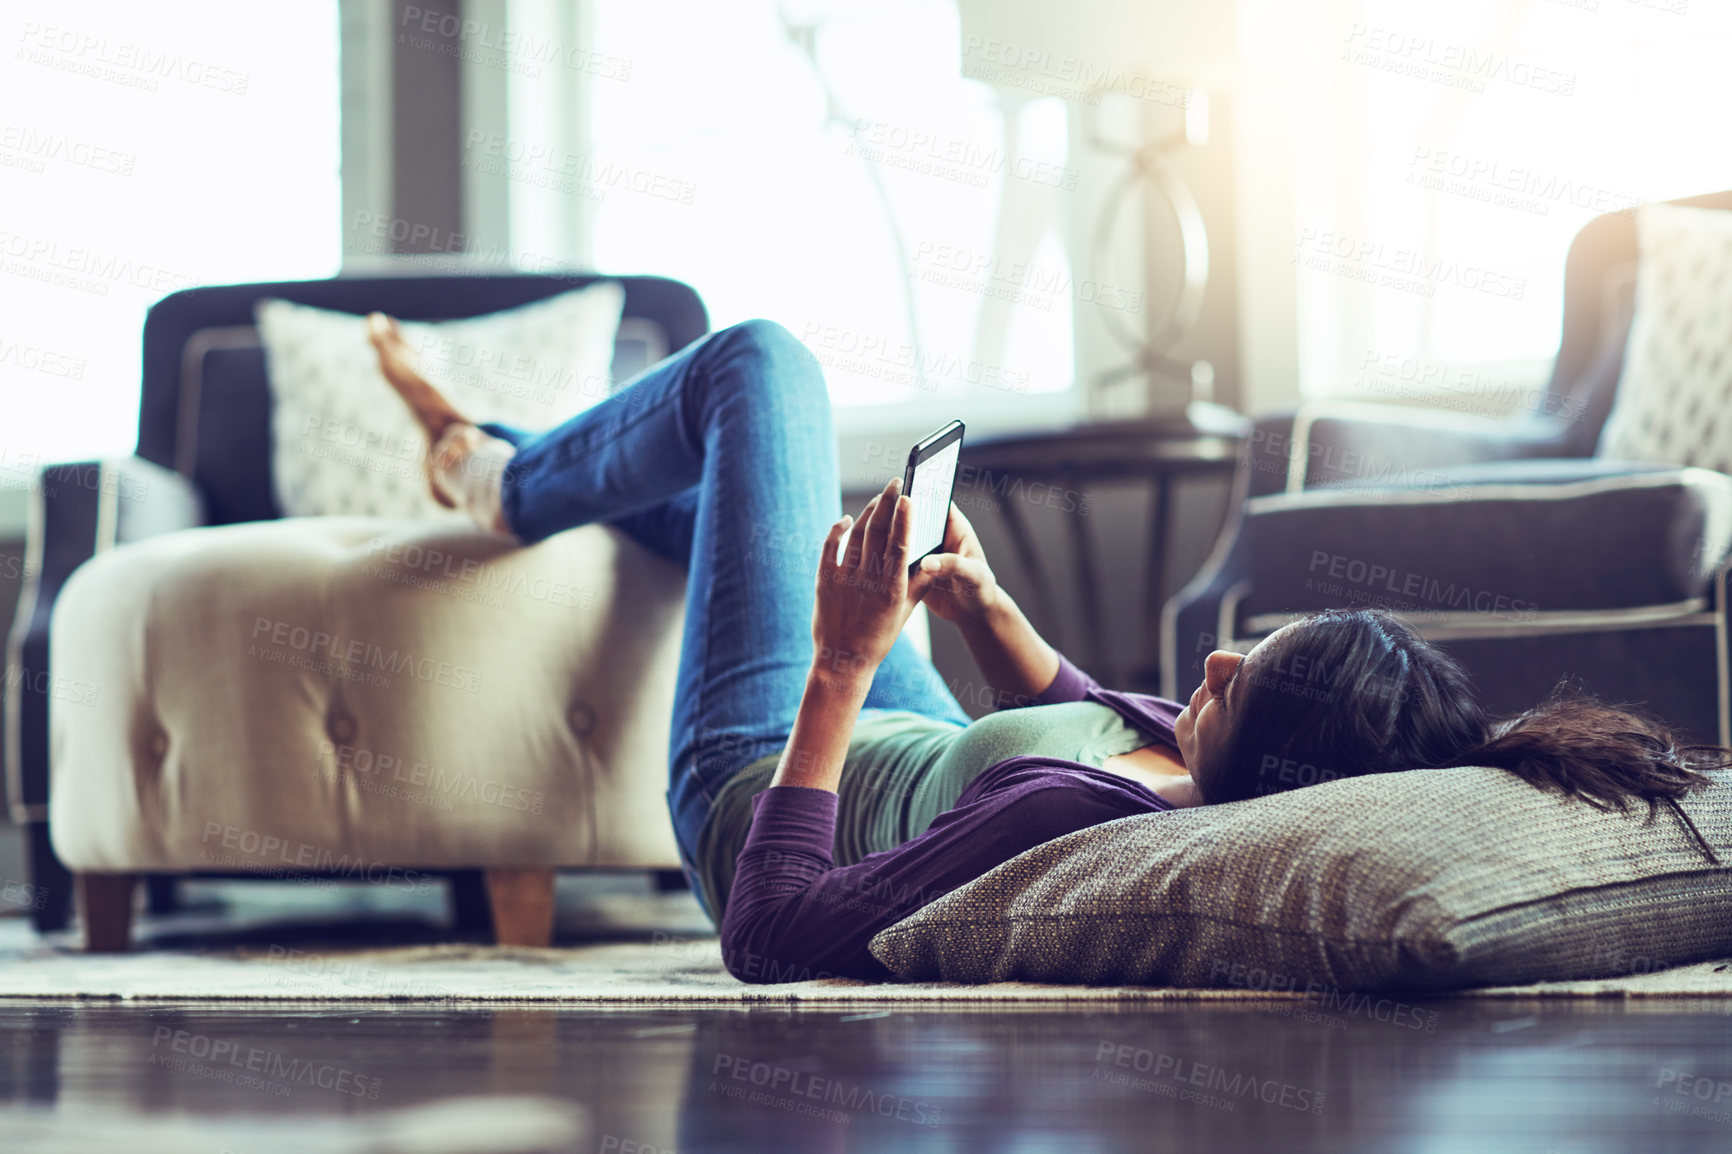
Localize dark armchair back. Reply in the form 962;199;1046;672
140;273;709;525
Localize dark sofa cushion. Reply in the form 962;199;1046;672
1235;465;1732;625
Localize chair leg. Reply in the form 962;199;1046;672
26;822;73;933
484;868;555;948
448;870;495;937
78;873;136;953
145;875;180;916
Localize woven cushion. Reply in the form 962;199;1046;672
1599;202;1732;471
256;283;624;519
867;766;1732;989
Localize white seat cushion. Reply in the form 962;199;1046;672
48;517;684;874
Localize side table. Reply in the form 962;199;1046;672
957;403;1247;696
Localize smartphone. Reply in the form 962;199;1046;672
902;419;965;566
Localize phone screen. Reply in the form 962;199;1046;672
906;436;961;561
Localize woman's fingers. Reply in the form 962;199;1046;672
912;552;985;601
845;494;880;568
818;514;852;579
861;477;900;578
906;551;938;600
842;479;916;585
943;502;969;550
916;553;968;582
944;502;983;558
885;493;913;584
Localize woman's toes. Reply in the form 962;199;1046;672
367;313;421;383
365;312;468;437
365;313;410;368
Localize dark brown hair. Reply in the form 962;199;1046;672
1201;608;1728;817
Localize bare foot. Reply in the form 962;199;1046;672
429;423;517;535
366;312;518;534
366;312;468;508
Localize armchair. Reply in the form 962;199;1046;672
6;273;709;946
1242;189;1732;498
1165;192;1732;747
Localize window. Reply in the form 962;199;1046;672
0;0;341;469
1281;0;1732;410
509;0;1076;419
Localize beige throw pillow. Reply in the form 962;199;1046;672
256;283;625;519
1598;203;1732;472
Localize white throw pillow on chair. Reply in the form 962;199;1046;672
1598;203;1732;473
256;282;625;519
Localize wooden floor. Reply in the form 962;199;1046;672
4;997;1732;1152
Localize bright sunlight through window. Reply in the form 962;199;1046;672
576;0;1076;411
0;0;341;468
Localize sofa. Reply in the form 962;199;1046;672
6;273;709;949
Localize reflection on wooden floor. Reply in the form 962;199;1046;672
3;998;1731;1152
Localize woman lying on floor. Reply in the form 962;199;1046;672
366;315;1727;985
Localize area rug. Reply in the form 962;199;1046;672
5;881;1730;1006
5;932;1732;1005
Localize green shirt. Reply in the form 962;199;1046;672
695;701;1163;920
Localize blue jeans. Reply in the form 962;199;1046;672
480;319;971;884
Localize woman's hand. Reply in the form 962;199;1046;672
810;476;931;686
912;503;1003;623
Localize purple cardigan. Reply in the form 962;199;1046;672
718;655;1183;983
